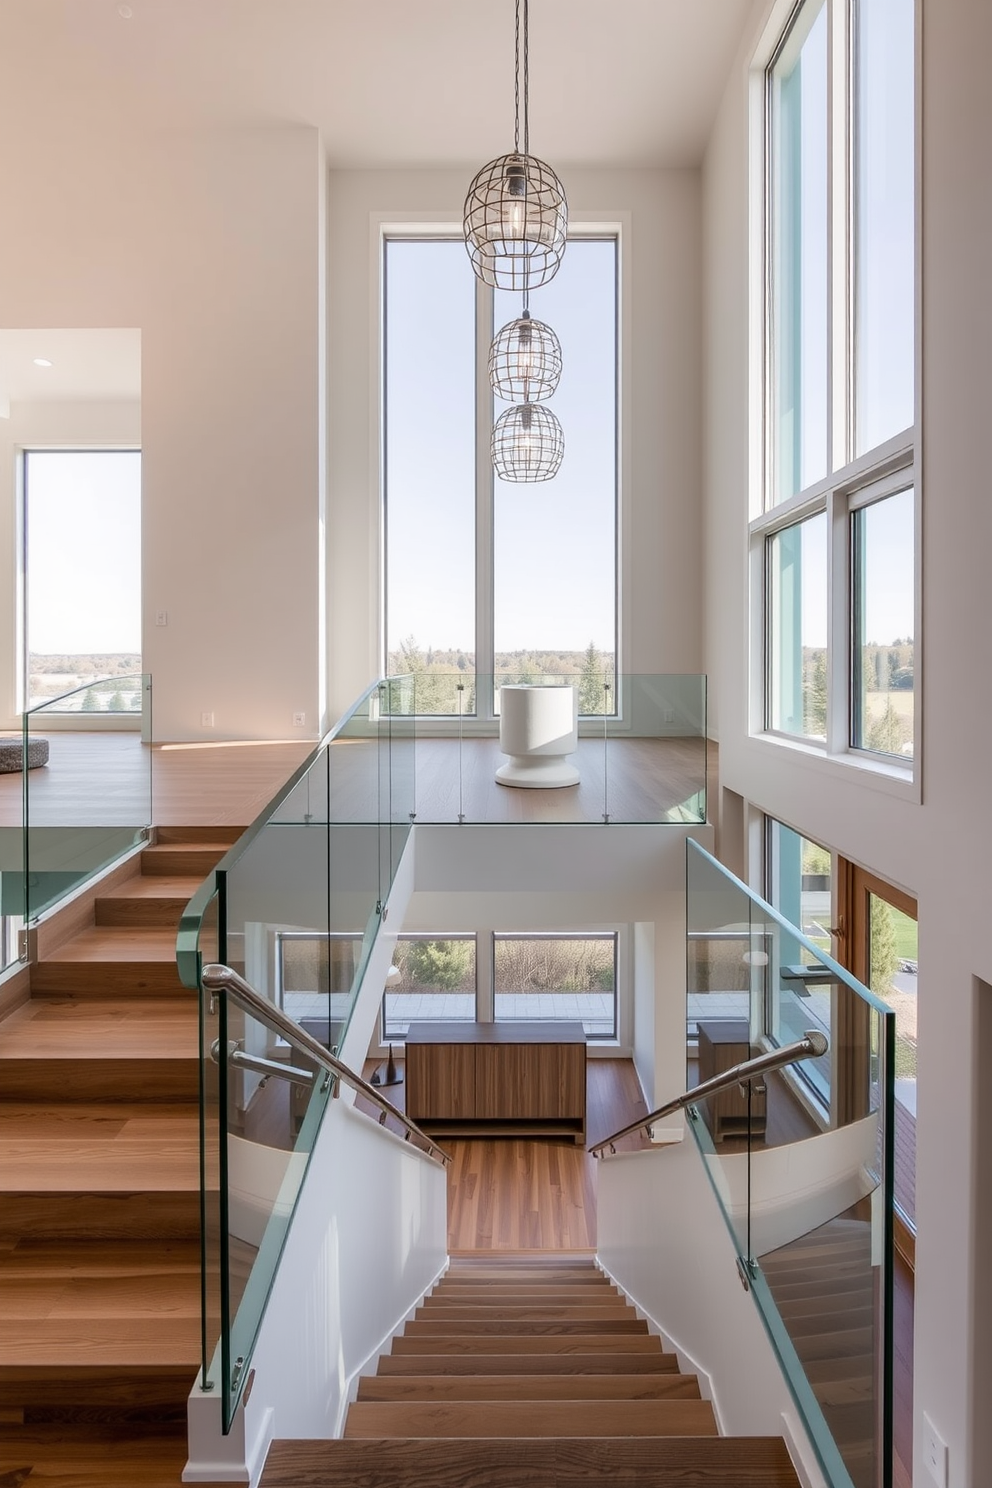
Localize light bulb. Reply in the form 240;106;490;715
502;160;527;240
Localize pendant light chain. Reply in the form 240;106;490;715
522;0;530;159
513;0;520;154
464;0;567;479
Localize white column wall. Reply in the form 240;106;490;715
701;2;992;1483
325;166;703;719
0;123;324;742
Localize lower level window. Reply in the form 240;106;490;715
382;935;477;1040
494;933;617;1039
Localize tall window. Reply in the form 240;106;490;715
383;234;618;716
755;0;916;766
493;932;617;1039
23;449;141;711
382;934;477;1041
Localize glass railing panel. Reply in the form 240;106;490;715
394;672;706;825
21;674;152;920
384;675;416;886
212;989;333;1431
686;839;894;1488
606;674;707;823
225;745;336;1049
0;724;26;974
193;886;223;1395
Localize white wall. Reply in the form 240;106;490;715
0;122;325;742
701;1;992;1482
185;1100;447;1485
325;166;703;718
598;1137;827;1488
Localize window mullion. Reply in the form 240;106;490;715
827;484;850;753
828;0;852;475
475;279;494;718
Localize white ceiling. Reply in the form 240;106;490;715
0;329;141;405
0;0;755;169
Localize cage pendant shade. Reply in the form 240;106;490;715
490;311;562;402
464;152;567;291
492;402;564;482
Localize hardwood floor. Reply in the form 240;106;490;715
0;733;313;829
361;1058;650;1251
335;735;707;825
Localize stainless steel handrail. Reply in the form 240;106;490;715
211;1038;317;1089
589;1030;829;1157
201;963;451;1167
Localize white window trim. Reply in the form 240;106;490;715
747;0;921;801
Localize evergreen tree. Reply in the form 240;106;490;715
405;939;472;991
81;689;100;713
869;897;900;1002
579;642;605;715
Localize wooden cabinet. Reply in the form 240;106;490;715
696;1019;766;1143
406;1022;586;1143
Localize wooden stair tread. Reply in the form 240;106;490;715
437;1279;621;1291
357;1374;700;1402
32;927;181;964
260;1436;802;1486
344;1398;718;1438
0;1316;200;1368
0;1107;199;1191
140;843;231;876
0;1000;197;1060
0;1422;190;1487
377;1350;679;1375
97;872;205;897
420;1304;634;1320
391;1333;664;1355
95;876;206;927
0;1238;199;1274
404;1317;648;1336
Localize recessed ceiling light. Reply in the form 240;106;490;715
118;3;133;17
33;358;53;368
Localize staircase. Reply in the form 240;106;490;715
761;1216;876;1488
0;828;235;1487
260;1254;802;1486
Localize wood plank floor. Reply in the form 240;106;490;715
0;733;313;828
0;731;708;830
361;1058;650;1251
333;735;708;825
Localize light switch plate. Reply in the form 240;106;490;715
923;1412;948;1487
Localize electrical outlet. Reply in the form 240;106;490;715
201;711;215;728
155;610;168;627
663;708;676;723
923;1413;948;1487
292;711;306;728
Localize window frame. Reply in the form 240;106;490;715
19;444;143;724
748;0;921;793
380;221;623;727
492;929;619;1042
380;931;479;1042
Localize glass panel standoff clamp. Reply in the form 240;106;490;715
735;1256;758;1292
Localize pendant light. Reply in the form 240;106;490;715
489;307;562;403
464;0;567;292
492;401;564;483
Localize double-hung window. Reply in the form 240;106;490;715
383;232;619;719
754;0;917;771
